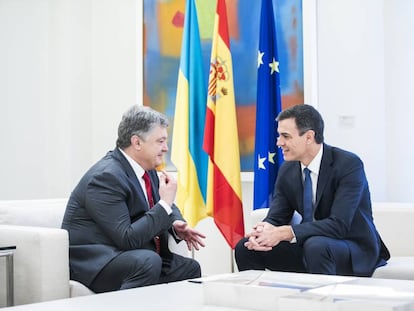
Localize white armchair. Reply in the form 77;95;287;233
0;224;72;306
0;198;189;307
0;199;93;307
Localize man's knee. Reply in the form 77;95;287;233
303;236;349;257
302;236;351;275
235;237;257;271
135;250;163;276
235;238;248;255
303;236;329;253
303;236;334;262
186;258;202;279
91;249;163;292
122;250;163;288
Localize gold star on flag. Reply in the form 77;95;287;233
269;58;279;74
258;154;266;170
257;51;264;68
268;152;276;164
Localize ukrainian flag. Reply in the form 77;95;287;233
171;0;208;228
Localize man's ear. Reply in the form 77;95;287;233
131;135;141;150
306;130;315;144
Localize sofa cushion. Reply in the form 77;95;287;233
69;280;95;296
0;198;68;228
373;257;414;280
371;203;414;257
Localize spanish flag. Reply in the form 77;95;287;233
171;0;208;228
203;0;244;249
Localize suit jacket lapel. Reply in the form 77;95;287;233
112;148;148;205
315;144;333;208
147;170;160;202
292;162;303;209
112;148;136;179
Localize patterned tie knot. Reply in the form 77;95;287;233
143;171;150;184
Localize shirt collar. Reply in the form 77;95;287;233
118;148;145;179
301;144;323;175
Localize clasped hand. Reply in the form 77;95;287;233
173;220;206;251
244;222;293;251
158;170;177;206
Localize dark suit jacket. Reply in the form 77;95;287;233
264;144;390;276
61;148;184;286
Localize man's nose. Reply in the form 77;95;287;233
276;136;283;146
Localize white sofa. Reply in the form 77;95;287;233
0;198;189;307
1;199;413;307
250;202;414;280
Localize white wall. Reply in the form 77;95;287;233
0;0;141;199
314;0;414;202
90;0;142;161
3;0;412;202
2;0;412;201
315;0;387;200
383;0;414;201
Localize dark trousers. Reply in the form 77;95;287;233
89;249;201;293
235;236;353;276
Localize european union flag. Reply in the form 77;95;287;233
253;0;284;210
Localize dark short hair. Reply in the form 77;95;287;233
116;105;169;149
276;104;324;144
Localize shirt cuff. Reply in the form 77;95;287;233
158;199;172;215
171;222;182;240
290;227;297;243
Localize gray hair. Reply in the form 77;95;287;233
116;105;169;149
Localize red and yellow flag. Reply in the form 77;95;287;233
203;0;244;249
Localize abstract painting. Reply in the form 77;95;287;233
143;0;303;170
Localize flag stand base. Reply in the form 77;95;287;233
230;248;235;273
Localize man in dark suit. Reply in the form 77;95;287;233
235;104;390;276
62;105;205;293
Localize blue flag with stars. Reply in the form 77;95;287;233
253;0;284;210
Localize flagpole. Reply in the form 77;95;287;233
230;248;235;273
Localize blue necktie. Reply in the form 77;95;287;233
303;167;313;222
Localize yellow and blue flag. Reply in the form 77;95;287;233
171;0;208;228
253;0;284;210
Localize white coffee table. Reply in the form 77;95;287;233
7;271;414;311
5;280;241;311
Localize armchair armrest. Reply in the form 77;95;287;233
168;234;190;257
0;225;70;306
